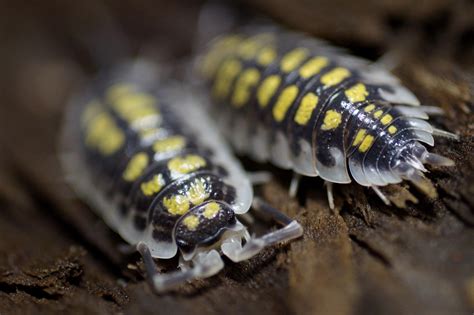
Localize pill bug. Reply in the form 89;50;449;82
197;26;457;206
60;60;303;291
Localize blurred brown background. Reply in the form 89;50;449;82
0;1;472;314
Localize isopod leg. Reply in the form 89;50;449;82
289;173;302;198
247;171;273;185
221;197;303;262
371;186;391;206
136;242;224;292
431;128;460;140
325;181;335;210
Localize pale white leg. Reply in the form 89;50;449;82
432;128;460;140
372;51;399;71
418;105;445;115
136;242;224;292
371;186;391;206
222;197;303;263
247;171;273;185
325;181;335;210
289;173;302;198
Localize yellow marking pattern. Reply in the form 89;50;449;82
203;202;221;219
111;92;159;123
163;195;190;216
257;47;277;66
140;174;165;196
237;34;273;60
388;125;397;134
153;136;186;153
106;84;135;102
364;104;375;113
187;179;209;205
381;114;393;125
299;56;329;79
359;135;375;152
294;93;319;125
182;215;200;230
345;83;369;103
373;110;383;118
122;152;149;182
352;129;367;146
257;75;281;107
321;110;342;130
231;68;261;107
320;67;350;87
201;35;242;78
238;38;262;59
85;113;125;155
273;85;299;122
81;100;102;127
139;128;163;142
280;48;308;73
167;155;206;174
213;59;242;99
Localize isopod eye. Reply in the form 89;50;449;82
174;201;237;259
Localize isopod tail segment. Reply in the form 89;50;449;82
287;117;458;209
137;197;303;292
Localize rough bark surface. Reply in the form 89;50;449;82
0;1;472;314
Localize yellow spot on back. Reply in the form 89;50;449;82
294;92;319;125
321;110;342;130
163;195;190;216
381;114;393;125
231;68;261;107
111;92;159;123
153;136;186;153
112;93;156;110
320;67;350;87
273;85;299;122
213;59;242;99
299;56;329;79
388;125;397;134
99;128;124;155
203;202;221;219
257;75;281;107
187;179;209;205
168;155;206;174
373;110;383;118
238;39;260;59
364;104;375;113
81;100;102;127
352;129;367;146
238;33;272;60
123;152;149;181
359;135;375;152
85;113;125;155
201;35;242;78
140;174;165;196
182;215;199;230
257;47;277;66
106;84;135;102
280;48;309;73
345;83;369;103
139;128;164;142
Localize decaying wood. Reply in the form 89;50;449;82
0;1;472;314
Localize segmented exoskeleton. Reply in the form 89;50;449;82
60;60;303;291
197;26;456;205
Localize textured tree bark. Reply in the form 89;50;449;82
0;1;472;314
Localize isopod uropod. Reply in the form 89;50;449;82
60;60;303;292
